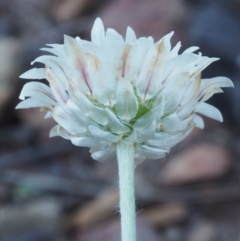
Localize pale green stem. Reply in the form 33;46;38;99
116;142;136;241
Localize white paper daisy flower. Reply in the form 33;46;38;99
17;18;233;163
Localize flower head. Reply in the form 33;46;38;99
17;18;233;163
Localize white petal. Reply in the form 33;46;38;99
105;28;124;45
105;108;130;134
49;125;71;139
46;66;68;104
20;68;46;80
189;57;219;77
43;44;67;58
85;53;117;106
115;78;138;120
195;102;223;122
160;73;191;114
126;26;137;45
137;145;167;160
169;41;181;58
183;46;199;54
19;81;56;103
177;99;199;120
162;31;174;53
136;120;156;143
193;115;204;129
71;136;108;148
32;55;70;85
179;73;201;107
64;35;92;95
58;126;71;139
66;99;91;126
198;77;234;102
161;54;198;81
16;98;51;109
17;81;56;109
159;113;182;132
44;111;52;118
91;147;116;162
40;47;58;56
115;44;132;79
133;111;155;130
74;91;108;125
201;76;234;89
152;95;165;122
125;37;153;81
91;18;105;45
89;125;121;143
195;76;233;103
49;125;59;137
53;105;86;134
201;87;223;102
147;128;193;148
136;40;166;100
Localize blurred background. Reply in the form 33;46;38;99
0;0;240;240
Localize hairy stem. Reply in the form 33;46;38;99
116;142;136;241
